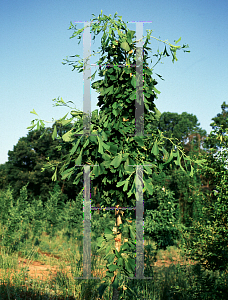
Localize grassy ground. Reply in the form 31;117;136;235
0;220;227;300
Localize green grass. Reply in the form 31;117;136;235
0;184;227;299
0;223;150;299
0;220;227;300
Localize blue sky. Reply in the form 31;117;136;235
1;0;228;167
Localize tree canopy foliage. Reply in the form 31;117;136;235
0;121;84;204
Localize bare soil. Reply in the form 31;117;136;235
0;246;200;289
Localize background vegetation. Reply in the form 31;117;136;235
0;101;228;298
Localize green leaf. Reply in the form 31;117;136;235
70;137;82;156
134;136;144;147
124;158;134;174
155;73;165;80
194;159;207;167
121;242;130;251
60;119;72;126
107;254;116;264
129;226;136;241
183;156;191;162
105;253;115;262
98;283;109;298
27;124;36;130
51;167;57;181
153;86;161;95
97;236;105;248
82;138;89;149
70;110;83;118
104;233;113;241
144;178;154;195
175;37;181;44
128;258;136;272
152;140;159;156
127;30;135;44
110;153;123;168
161;147;169;161
62;129;74;142
40;120;45;128
108;264;118;272
102;85;114;95
123;178;129;191
117;257;124;268
75;149;83;165
120;40;130;52
163;149;173;165
102;141;110;150
189;165;194;177
93;164;100;177
61;166;75;180
124;259;134;274
114;120;120;130
112;275;119;289
30;109;39;116
58;112;70;122
104;227;113;235
144;164;152;174
115;249;122;259
154;107;161;119
105;245;112;255
72;171;83;185
112;102;118;109
172;151;178;157
98;135;104;154
127;180;135;197
129;90;136;100
52;125;57;140
131;75;136;88
105;271;114;278
179;163;185;172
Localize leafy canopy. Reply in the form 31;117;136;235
27;10;206;298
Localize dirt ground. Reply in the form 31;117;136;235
0;247;200;289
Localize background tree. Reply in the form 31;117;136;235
155;112;208;226
144;111;210;230
0;163;9;192
151;106;228;230
0;120;85;205
156;111;207;152
180;115;228;273
192;102;228;221
203;101;228;152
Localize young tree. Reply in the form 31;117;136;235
27;10;206;299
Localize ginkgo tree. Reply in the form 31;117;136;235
27;10;206;300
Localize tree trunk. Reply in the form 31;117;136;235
111;204;123;300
